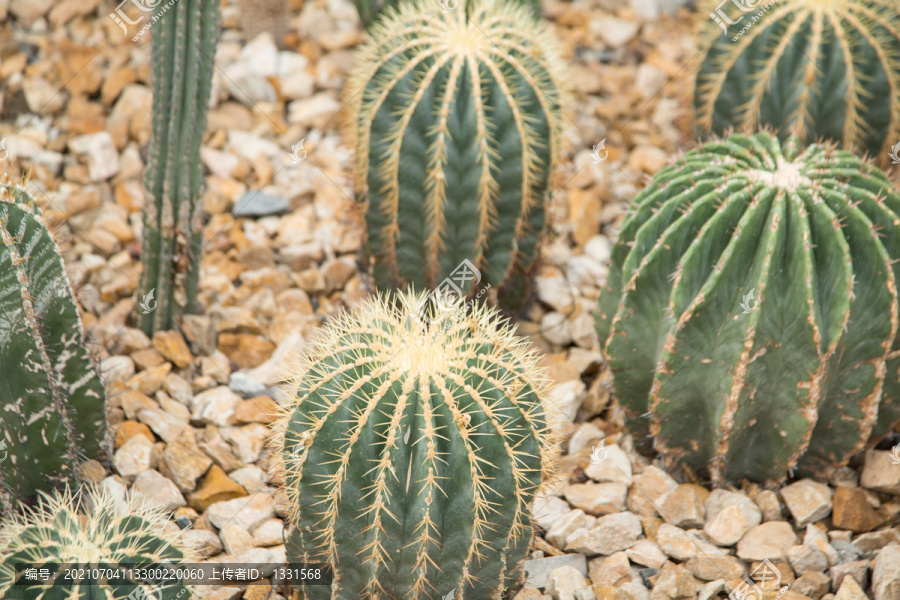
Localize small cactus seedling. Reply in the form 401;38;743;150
271;290;561;600
0;486;194;600
0;176;109;512
596;131;900;484
694;0;900;164
346;0;565;310
139;0;220;336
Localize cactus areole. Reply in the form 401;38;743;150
346;0;565;310
596;132;900;485
273;291;560;600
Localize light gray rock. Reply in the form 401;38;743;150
130;470;185;513
113;434;153;478
182;529;223;557
703;490;761;546
626;540;667;569
192;386;240;427
524;554;588;590
564;482;628;516
736;521;799;561
232;192;290;218
788;544;829;575
219;523;256;555
566;512;642;556
584;443;632;485
207;493;276;532
251;519;285;547
873;544;900;600
534;493;573;531
544;565;593;600
781;479;833;526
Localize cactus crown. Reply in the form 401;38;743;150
0;486;195;599
694;0;900;162
596;131;900;484
345;0;566;306
0;175;109;512
271;290;562;599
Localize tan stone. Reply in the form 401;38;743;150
660;484;707;528
153;331;194;368
188;465;248;512
832;486;885;533
218;333;275;369
114;421;155;448
233;396;279;425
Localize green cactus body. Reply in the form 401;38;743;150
0;178;109;511
0;486;194;600
346;0;564;309
694;0;900;164
272;291;560;600
353;0;541;29
139;0;220;336
596;132;900;484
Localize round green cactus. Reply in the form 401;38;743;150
272;291;561;600
596;131;900;484
0;486;194;600
345;0;565;310
0;176;109;513
694;0;900;164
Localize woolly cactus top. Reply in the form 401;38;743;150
0;486;196;597
597;131;900;483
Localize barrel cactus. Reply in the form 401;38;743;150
272;290;560;600
694;0;900;164
139;0;220;336
0;176;109;512
596;131;900;484
0;486;194;600
352;0;540;29
346;0;565;310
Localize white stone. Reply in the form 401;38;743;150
113;434;153;478
545;566;592;600
584;443;632;485
191;386;241;427
130;470;186;513
68;132;120;181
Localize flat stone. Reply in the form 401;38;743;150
113;434;153;478
220;424;268;463
781;480;833;527
684;555;747;582
755;490;784;522
207;492;276;532
584;444;632;485
160;439;213;493
566;512;643;556
228;466;268;494
182;529;223;557
153;331;193;368
655;524;728;562
130;470;185;513
660;485;706;529
118;389;158;419
792;572;831;600
650;563;700;600
548;509;592;549
737;521;799;561
524;554;588;589
251;519;285;547
833;486;886;533
232;396;278;425
545;566;592;600
590;15;639;49
834;574;867;600
192;386;241;427
627;466;679;517
68;131;119;181
703;490;761;546
830;560;868;591
232;191;290;217
564;483;628;516
229;372;268;398
873;545;900;600
861;450;900;495
534;494;574;531
853;528;900;553
114;421;155;448
188;465;248;512
588;552;631;587
220;523;256;556
697;580;726;600
626;540;667;569
788;544;829;575
137;408;187;443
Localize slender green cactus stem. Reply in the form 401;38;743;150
0;176;109;513
139;0;220;336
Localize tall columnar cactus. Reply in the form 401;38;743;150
139;0;220;336
694;0;900;164
596;132;900;485
272;291;560;600
0;176;109;512
346;0;565;309
0;486;194;600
